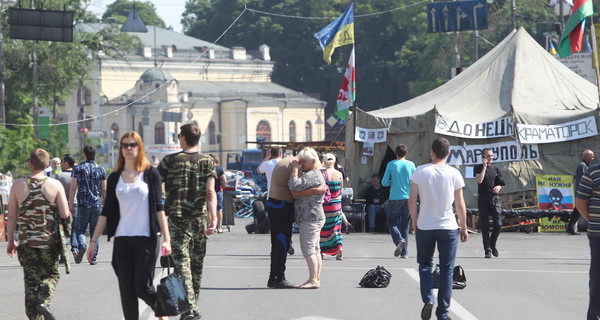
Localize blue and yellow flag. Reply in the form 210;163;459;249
314;3;354;64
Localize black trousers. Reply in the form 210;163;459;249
267;198;294;281
112;236;159;320
478;194;501;251
567;208;581;232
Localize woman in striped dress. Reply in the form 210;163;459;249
320;153;348;260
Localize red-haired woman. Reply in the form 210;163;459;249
87;132;171;320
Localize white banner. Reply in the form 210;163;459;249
516;116;597;144
355;126;387;143
435;114;514;139
145;144;183;155
447;141;539;166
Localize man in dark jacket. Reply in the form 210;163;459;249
569;149;594;235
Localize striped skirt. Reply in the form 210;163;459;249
320;209;343;255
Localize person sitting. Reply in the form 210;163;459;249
363;173;389;233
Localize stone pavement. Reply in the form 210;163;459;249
0;218;591;319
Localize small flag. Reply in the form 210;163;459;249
558;0;593;58
314;3;354;64
585;35;592;52
335;47;355;121
549;40;557;55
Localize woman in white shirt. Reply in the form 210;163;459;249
87;132;171;320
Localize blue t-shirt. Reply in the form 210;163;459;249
382;159;416;200
72;160;107;208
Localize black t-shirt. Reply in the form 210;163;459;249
474;164;505;196
215;165;224;191
364;185;390;206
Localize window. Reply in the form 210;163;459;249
77;87;92;106
289;121;296;142
155;122;165;144
208;121;217;145
256;120;271;141
305;121;312;142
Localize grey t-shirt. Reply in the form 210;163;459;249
56;170;76;204
288;169;325;222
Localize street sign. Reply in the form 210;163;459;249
162;111;182;122
427;0;487;33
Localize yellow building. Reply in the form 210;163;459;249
65;24;325;167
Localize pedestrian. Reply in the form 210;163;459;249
6;148;70;320
56;154;78;256
363;173;389;233
266;154;326;289
288;147;326;288
158;123;217;320
69;145;107;265
568;149;594;235
87;131;171;320
45;157;61;178
209;154;227;233
474;148;505;258
408;138;468;320
382;144;416;258
319;153;346;260
257;146;283;195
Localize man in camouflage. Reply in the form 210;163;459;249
159;123;217;320
6;149;70;320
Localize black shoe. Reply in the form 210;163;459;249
485;250;492;259
75;246;86;264
180;310;201;320
35;303;56;320
567;230;581;235
288;245;295;255
421;302;433;320
491;247;499;257
272;279;296;289
267;278;274;288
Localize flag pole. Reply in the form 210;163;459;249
590;14;600;99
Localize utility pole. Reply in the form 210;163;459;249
510;0;516;30
453;0;460;68
32;42;38;139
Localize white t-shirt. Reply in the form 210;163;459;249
115;172;151;237
258;158;281;197
410;163;465;230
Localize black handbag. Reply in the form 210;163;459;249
433;264;467;290
359;265;392;288
155;258;190;317
160;255;175;268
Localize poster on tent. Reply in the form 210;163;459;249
446;141;539;166
517;116;597;144
536;174;573;232
355;126;387;143
435;114;514;139
363;141;375;156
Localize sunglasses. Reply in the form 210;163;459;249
121;142;139;149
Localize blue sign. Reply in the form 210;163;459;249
427;0;488;33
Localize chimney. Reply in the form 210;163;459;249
259;44;271;61
143;47;152;58
231;47;246;60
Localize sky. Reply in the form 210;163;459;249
88;0;187;33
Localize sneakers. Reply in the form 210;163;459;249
35;303;56;320
421;302;433;320
485;250;492;259
267;278;274;288
400;255;408;259
491;247;499;257
394;240;406;257
180;310;201;320
272;279;296;289
75;246;86;264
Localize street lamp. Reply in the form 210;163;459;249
0;0;17;128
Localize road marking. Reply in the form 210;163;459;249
404;268;479;320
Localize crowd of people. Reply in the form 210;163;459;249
4;132;599;320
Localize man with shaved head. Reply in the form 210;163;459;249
569;149;594;235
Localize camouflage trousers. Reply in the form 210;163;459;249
17;245;60;320
169;215;207;312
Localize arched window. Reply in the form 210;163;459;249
289;121;296;142
155;122;165;144
305;121;312;142
208;121;217;145
256;120;271;142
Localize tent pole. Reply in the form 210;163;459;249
590;15;600;100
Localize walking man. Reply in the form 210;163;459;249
569;149;594;235
69;145;106;265
575;160;600;320
6;149;70;319
257;146;283;194
158;124;217;320
56;154;78;256
382;144;415;258
474;148;505;258
409;138;468;320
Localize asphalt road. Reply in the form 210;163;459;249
0;219;591;320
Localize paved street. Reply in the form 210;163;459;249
0;218;591;320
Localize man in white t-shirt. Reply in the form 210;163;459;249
257;146;283;196
408;138;468;320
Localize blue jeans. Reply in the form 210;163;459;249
416;229;459;320
589;236;600;320
366;204;386;230
76;206;101;262
70;206;79;252
387;200;410;256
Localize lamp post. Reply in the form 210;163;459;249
0;0;16;128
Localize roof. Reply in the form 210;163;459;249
139;68;174;83
368;28;599;124
178;81;323;103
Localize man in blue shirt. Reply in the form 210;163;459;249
69;145;107;265
382;144;416;258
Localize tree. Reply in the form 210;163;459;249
102;0;166;28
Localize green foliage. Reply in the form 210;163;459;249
102;0;166;28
